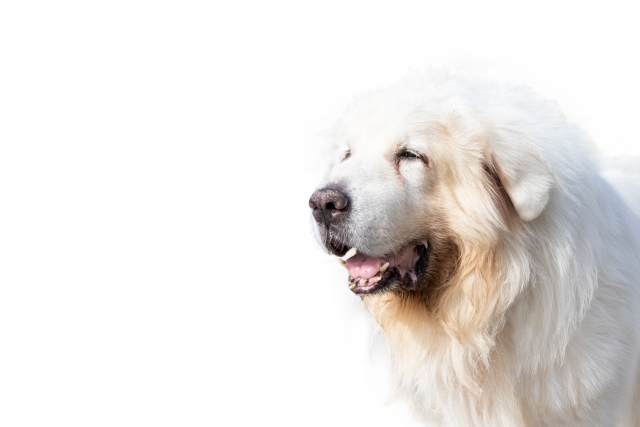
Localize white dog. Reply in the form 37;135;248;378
309;72;640;426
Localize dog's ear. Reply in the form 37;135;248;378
487;136;554;222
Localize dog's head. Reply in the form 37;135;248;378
309;75;555;308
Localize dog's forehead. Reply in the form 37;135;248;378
336;104;428;153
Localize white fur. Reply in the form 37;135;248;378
312;71;640;426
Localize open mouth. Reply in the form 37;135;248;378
337;243;429;295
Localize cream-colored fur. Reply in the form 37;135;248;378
312;72;640;426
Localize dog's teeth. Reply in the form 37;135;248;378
338;258;346;267
349;282;357;289
343;247;358;260
380;262;389;273
422;240;429;249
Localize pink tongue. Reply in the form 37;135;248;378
345;253;382;279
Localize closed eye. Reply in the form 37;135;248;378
341;150;351;162
396;149;429;167
398;150;420;160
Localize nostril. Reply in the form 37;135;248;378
326;202;336;211
331;198;347;211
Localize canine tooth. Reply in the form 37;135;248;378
380;262;389;273
343;247;357;260
422;240;429;249
338;258;346;266
349;282;357;289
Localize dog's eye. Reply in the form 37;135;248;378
396;150;429;167
399;150;420;160
342;150;351;162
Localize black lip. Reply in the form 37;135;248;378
350;268;400;295
328;237;348;257
414;243;429;277
349;243;430;295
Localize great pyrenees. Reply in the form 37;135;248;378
309;72;640;426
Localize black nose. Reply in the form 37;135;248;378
309;187;350;224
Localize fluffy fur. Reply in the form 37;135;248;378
311;72;640;426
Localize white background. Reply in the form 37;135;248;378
1;1;640;426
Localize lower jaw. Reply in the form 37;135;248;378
349;244;429;295
349;269;407;295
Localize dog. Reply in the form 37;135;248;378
309;71;640;426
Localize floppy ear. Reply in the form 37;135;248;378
488;136;554;222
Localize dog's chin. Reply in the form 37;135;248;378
342;242;429;295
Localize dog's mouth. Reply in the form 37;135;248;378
336;243;429;295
